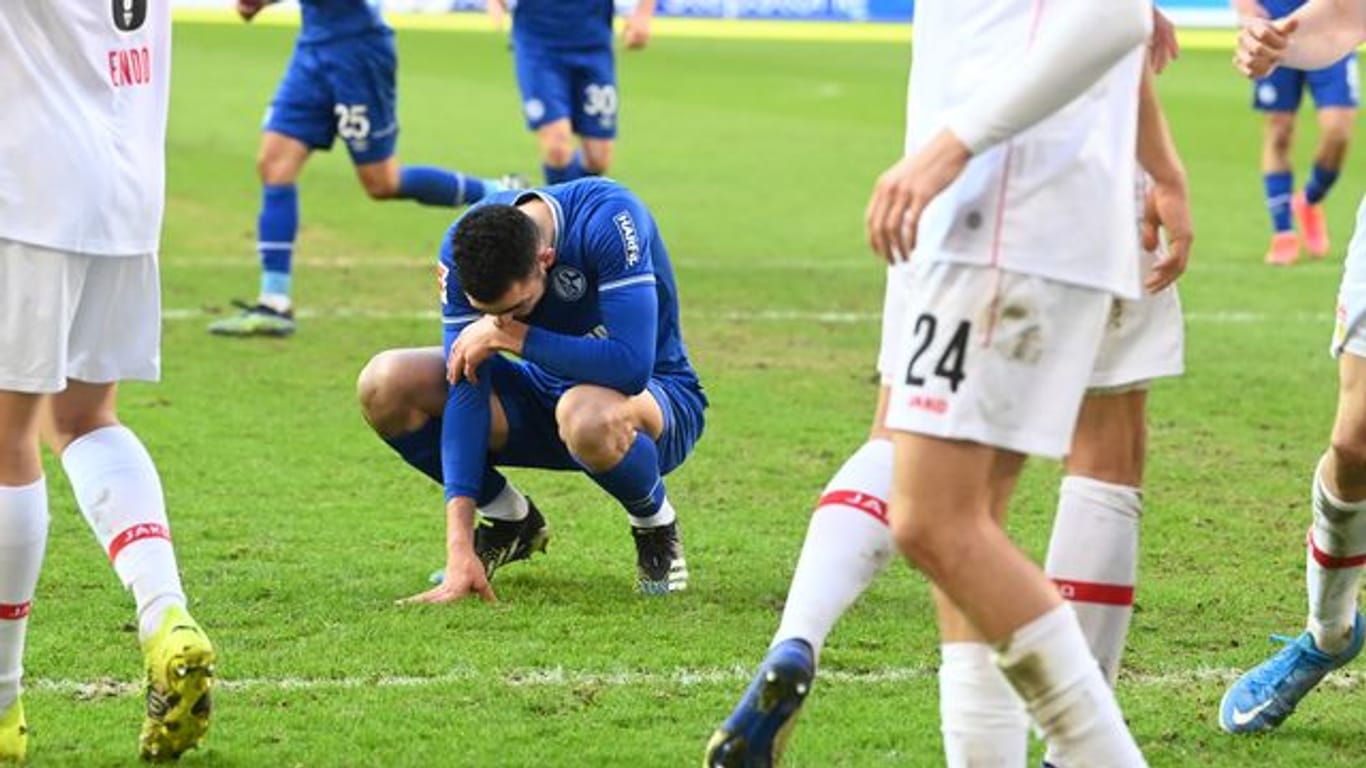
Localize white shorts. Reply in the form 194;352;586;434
1089;281;1184;392
0;239;161;394
884;261;1112;458
1333;195;1366;359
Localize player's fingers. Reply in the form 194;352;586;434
477;580;498;604
866;187;892;262
879;187;911;262
897;195;925;262
1274;17;1299;36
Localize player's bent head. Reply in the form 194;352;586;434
451;204;546;316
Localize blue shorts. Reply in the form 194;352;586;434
1253;52;1360;112
512;41;618;139
265;31;399;165
488;356;705;475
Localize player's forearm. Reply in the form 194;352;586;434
521;327;655;393
945;1;1151;154
444;496;478;553
441;377;492;501
1282;0;1366;70
1136;65;1186;187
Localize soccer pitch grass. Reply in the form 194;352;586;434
17;21;1366;767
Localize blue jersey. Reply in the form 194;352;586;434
297;0;389;45
511;0;614;51
440;178;697;388
437;179;704;500
1258;0;1306;19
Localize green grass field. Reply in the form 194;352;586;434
16;19;1366;766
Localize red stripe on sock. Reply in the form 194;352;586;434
107;523;171;563
1307;528;1366;569
1052;578;1134;607
0;602;30;621
817;489;889;526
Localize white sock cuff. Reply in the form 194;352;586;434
479;482;530;522
1059;475;1142;520
995;603;1090;701
631;498;676;528
0;478;50;544
817;438;895;525
1314;457;1366;515
61;424;154;479
941;641;994;669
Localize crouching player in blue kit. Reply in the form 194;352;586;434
356;178;705;601
210;0;523;338
492;0;656;184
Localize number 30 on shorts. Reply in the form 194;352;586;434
905;313;970;393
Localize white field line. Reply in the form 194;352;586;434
27;665;1366;700
164;307;1333;325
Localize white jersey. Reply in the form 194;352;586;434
906;0;1145;299
0;1;172;257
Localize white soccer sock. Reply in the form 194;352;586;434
939;642;1029;768
1307;458;1366;654
61;426;187;644
0;478;49;713
995;603;1146;768
479;481;530;522
629;497;677;529
1044;476;1141;687
772;439;895;659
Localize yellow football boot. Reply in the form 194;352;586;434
0;697;26;764
139;606;215;762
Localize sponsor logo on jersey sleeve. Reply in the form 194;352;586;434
112;0;148;32
613;210;641;267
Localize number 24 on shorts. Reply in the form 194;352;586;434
905;313;970;393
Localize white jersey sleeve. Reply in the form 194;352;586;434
944;0;1151;155
0;0;171;257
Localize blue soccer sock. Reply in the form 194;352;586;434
398;165;490;207
258;183;298;306
383;418;444;485
383;419;515;503
583;432;675;528
1264;171;1294;233
1305;164;1341;205
543;152;587;185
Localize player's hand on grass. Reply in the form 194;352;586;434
865;129;971;264
1235;17;1298;78
1142;177;1193;293
448;316;506;385
398;550;496;606
237;0;268;22
1149;10;1180;74
623;13;652;50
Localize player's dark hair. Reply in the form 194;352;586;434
450;204;542;304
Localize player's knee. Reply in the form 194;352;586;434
1266;123;1295;158
542;143;576;169
256;151;295;186
890;512;968;579
558;404;630;470
356;351;410;433
1329;427;1366;475
581;144;613;174
360;173;400;200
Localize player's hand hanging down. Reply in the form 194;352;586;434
1149;10;1180;74
864;129;971;264
623;11;652;50
1142;179;1193;293
1235;17;1299;78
